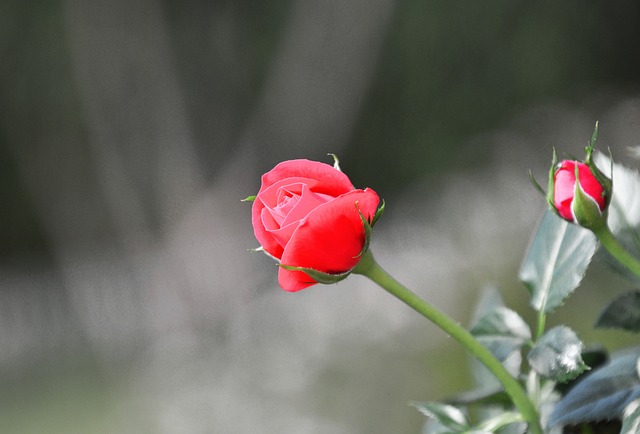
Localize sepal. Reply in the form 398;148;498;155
279;197;383;287
584;121;613;204
571;163;608;230
327;153;342;171
356;199;384;258
278;264;352;284
371;199;385;227
546;148;559;212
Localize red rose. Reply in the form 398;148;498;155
251;159;380;291
553;160;606;223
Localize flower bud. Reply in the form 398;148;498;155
249;157;382;291
546;131;612;229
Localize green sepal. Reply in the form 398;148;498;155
355;199;384;258
357;203;373;259
278;198;383;286
546;148;559;214
528;170;546;198
242;195;257;202
278;264;352;284
250;246;282;262
572;162;608;230
327;153;342;171
584;122;613;210
371;199;385;228
589;120;599;148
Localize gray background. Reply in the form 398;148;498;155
1;1;640;433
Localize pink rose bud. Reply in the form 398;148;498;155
544;124;612;229
553;160;607;223
249;158;381;292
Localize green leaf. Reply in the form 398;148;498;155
622;399;640;434
469;286;505;325
527;326;587;383
470;307;531;363
471;307;531;342
554;345;609;395
595;290;640;332
467;288;517;386
549;348;640;428
476;411;523;432
518;210;597;313
447;387;510;407
411;402;470;432
421;419;453;434
594;153;640;282
241;195;256;202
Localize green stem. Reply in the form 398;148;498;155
535;309;546;341
353;250;543;434
592;225;640;279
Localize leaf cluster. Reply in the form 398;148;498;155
416;156;640;434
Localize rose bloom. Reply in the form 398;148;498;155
251;159;380;291
553;160;606;223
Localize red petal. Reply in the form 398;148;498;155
576;163;606;210
261;160;354;197
252;199;285;259
280;184;332;227
554;161;577;221
252;160;355;259
553;160;606;222
277;188;380;291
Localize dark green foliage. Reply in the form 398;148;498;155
596;290;640;332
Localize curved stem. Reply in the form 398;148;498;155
353;250;543;434
592;225;640;279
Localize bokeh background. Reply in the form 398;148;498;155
2;1;640;433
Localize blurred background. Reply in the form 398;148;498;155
2;1;640;433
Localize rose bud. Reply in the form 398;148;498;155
248;158;382;292
545;127;612;229
552;160;606;223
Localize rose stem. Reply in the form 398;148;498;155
353;250;543;434
592;225;640;279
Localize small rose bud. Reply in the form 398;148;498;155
551;160;607;227
545;124;612;229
